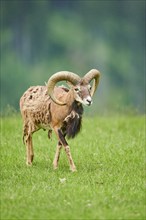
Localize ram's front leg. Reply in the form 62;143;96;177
54;127;76;172
53;141;62;170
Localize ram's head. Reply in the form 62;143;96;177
47;69;101;106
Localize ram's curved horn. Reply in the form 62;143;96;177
47;71;81;105
83;69;101;97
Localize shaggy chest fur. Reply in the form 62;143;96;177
61;101;83;139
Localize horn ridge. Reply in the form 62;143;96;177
47;71;81;105
83;69;101;97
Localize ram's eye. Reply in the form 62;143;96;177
74;87;80;92
88;85;92;90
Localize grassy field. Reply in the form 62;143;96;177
0;115;145;220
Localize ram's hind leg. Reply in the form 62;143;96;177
53;141;62;170
25;135;34;165
23;124;34;166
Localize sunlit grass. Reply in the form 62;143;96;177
0;115;145;219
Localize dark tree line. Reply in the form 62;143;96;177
1;0;145;114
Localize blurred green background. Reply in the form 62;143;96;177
0;0;145;115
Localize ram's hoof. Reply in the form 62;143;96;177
26;162;32;166
70;167;77;172
53;163;58;170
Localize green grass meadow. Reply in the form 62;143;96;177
0;115;145;220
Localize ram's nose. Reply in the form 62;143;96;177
86;96;92;106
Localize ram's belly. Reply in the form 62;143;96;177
39;123;51;130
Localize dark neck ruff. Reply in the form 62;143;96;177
62;101;84;139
